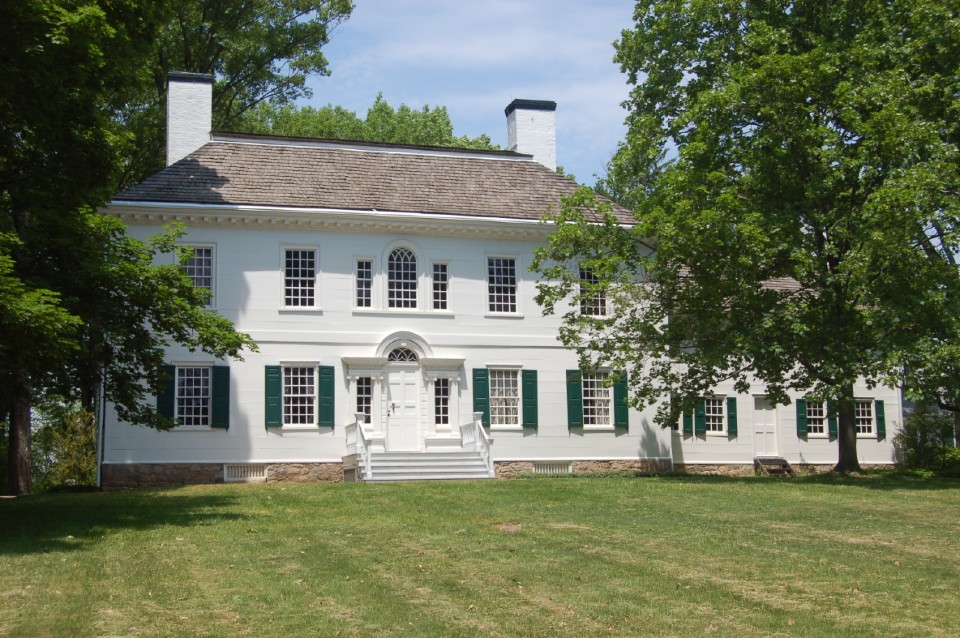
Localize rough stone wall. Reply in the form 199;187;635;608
101;463;223;489
673;463;755;476
494;461;535;478
266;463;343;483
571;459;673;474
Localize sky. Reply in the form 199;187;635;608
303;0;637;185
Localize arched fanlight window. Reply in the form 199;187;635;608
388;247;417;308
387;347;419;363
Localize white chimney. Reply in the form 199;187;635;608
166;71;214;166
505;99;557;171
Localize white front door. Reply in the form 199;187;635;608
386;365;421;451
753;396;778;457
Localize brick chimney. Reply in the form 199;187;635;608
505;99;557;171
166;71;214;166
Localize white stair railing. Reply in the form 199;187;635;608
345;413;373;481
460;412;494;477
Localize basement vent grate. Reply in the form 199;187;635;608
532;462;573;475
224;464;267;483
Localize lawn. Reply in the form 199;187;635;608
1;475;958;637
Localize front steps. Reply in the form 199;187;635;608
351;450;495;482
754;456;796;476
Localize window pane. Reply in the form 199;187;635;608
435;378;450;425
489;369;519;426
433;263;448;310
582;373;611;426
177;366;210;427
285;250;316;307
388;248;417;308
487;257;517;313
356;260;372;308
284;366;315;425
855;400;873;434
807;401;826;434
356;377;372;424
705;398;725;432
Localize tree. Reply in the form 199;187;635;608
0;2;256;494
116;0;353;188
236;94;498;149
533;0;960;473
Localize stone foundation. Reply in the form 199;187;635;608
495;458;674;478
101;463;223;489
266;463;343;483
673;463;756;476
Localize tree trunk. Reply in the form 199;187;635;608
7;397;32;495
833;384;862;474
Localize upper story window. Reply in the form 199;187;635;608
181;246;214;307
487;257;517;313
356;259;372;308
432;262;449;310
579;267;606;317
388;248;417;309
284;248;317;307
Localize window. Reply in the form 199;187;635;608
704;397;725;432
284;249;316;307
582;372;613;426
487;257;517;313
855;400;874;435
158;364;229;429
182;246;213;306
806;401;826;435
489;369;520;426
434;378;450;425
176;366;210;427
432;263;448;310
579;267;606;316
356;377;372;424
284;366;315;425
387;347;418;362
388;247;417;308
356;260;372;308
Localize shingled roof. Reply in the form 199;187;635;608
114;133;635;224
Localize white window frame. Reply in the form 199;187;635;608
174;364;213;430
432;261;450;311
282;363;317;428
806;400;828;437
355;258;374;309
704;396;726;434
488;367;521;429
180;244;216;308
356;376;373;424
486;255;521;315
855;399;875;437
387;246;419;310
434;377;451;426
579;266;606;317
280;246;319;310
582;371;614;429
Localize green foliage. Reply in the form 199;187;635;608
117;0;354;187
534;0;960;471
237;93;498;149
896;402;959;475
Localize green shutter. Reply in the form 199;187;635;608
157;364;176;421
694;398;706;436
614;373;629;428
472;368;490;427
796;398;808;437
211;366;230;429
318;365;335;426
875;400;886;440
682;397;693;434
726;396;738;436
522;369;538;429
566;370;583;428
265;365;282;427
827;400;838;438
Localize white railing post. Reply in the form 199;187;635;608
352;413;372;481
472;411;494;477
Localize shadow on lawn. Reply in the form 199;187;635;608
0;489;246;556
652;472;960;491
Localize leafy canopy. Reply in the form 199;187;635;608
237;94;498;150
533;0;960;471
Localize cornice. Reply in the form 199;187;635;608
104;201;555;240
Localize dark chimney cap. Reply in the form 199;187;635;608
504;99;557;117
167;71;214;85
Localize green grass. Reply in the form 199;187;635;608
1;474;958;637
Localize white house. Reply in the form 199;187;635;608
99;72;900;487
